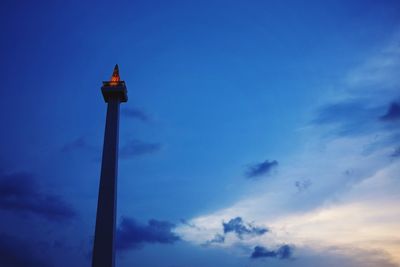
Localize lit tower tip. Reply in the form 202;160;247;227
111;64;120;83
101;64;128;103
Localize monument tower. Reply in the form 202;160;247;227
92;65;128;267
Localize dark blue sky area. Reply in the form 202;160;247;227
1;1;400;267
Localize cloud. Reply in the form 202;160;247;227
251;245;277;258
245;160;278;179
0;233;52;267
312;101;383;136
62;137;162;161
313;101;373;125
61;137;98;153
122;107;150;122
116;217;180;250
0;172;76;221
223;217;268;238
391;146;400;157
209;233;225;243
203;234;225;246
277;244;293;259
175;33;400;266
201;217;268;246
251;245;293;259
295;179;312;192
179;219;201;230
380;102;400;121
300;246;399;267
119;139;162;159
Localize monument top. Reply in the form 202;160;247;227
101;64;128;103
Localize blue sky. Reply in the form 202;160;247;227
1;0;400;266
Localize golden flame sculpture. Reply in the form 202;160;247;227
109;64;120;85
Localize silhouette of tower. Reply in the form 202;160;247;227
92;65;127;267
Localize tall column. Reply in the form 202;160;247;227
92;98;120;267
92;65;128;267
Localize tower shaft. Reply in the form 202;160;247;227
92;98;120;267
92;65;127;267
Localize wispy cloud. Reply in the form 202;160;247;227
295;179;312;193
223;217;268;239
61;137;98;154
175;34;400;265
122;107;150;122
391;146;400;157
251;244;293;259
380;102;400;121
0;233;52;267
0;172;76;221
245;160;278;179
119;139;162;159
202;217;267;246
116;217;180;251
312;100;383;136
62;137;162;160
204;234;225;245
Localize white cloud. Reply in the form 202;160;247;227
175;31;400;266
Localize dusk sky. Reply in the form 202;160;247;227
1;1;400;266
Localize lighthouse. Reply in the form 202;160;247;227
92;65;127;267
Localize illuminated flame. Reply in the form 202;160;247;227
110;64;120;85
